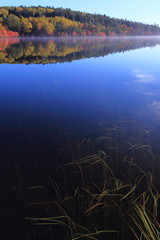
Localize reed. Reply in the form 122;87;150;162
26;152;160;239
12;122;160;239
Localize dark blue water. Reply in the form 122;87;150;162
1;37;160;239
1;38;160;162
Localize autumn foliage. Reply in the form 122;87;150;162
0;23;18;37
0;6;160;37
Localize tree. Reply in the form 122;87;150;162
0;6;160;37
6;14;21;32
0;8;9;18
42;21;54;34
14;7;23;16
29;17;54;35
24;7;37;17
37;7;46;17
20;17;32;33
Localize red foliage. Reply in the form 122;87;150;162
7;30;18;37
0;24;18;37
72;31;78;36
82;31;87;36
0;37;20;49
99;32;106;37
86;31;92;36
108;31;116;36
80;23;84;28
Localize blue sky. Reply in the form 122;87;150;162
0;0;160;25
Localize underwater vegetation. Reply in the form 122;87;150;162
8;121;160;240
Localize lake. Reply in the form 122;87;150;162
1;37;160;240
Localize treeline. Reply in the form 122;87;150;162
1;37;160;64
0;6;160;37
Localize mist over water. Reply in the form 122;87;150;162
1;36;160;64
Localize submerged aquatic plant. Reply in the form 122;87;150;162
25;151;160;239
130;204;160;240
12;122;160;239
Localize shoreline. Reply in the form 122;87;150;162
1;35;160;39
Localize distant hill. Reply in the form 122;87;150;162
0;6;160;37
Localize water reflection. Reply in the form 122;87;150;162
133;70;157;84
1;37;160;239
1;36;160;64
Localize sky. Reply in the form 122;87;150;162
0;0;160;25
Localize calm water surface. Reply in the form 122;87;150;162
1;37;160;161
1;37;160;238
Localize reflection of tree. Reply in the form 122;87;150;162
0;37;19;48
1;37;160;64
8;44;24;59
23;42;34;56
0;38;19;62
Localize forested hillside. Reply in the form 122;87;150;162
0;6;160;37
